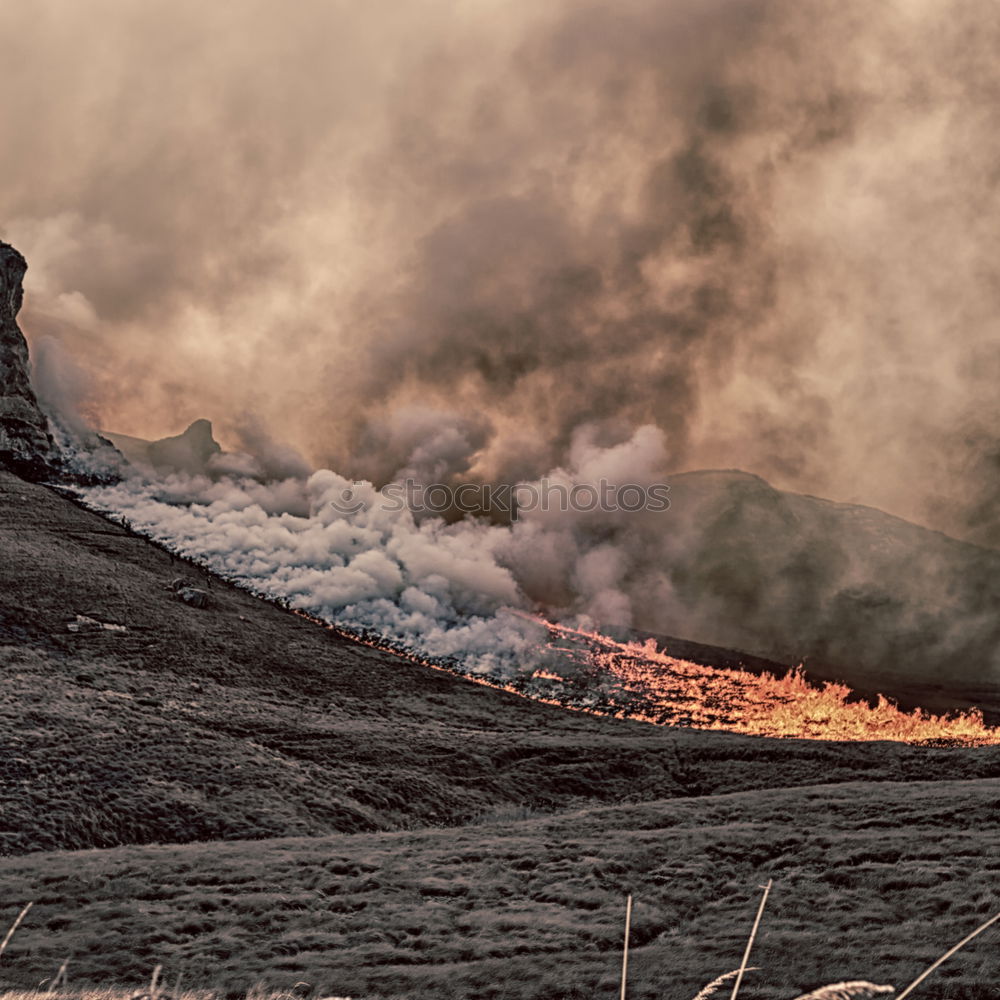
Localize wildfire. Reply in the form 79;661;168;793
525;619;1000;746
299;609;999;745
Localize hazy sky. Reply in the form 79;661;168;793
3;0;1000;542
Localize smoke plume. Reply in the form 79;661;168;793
3;0;1000;539
79;419;1000;696
7;0;1000;702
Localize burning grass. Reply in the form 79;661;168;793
520;620;1000;746
292;610;1000;747
56;464;1000;748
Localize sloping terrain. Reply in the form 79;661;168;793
1;780;998;1000
3;469;1000;999
3;470;1000;857
81;419;1000;721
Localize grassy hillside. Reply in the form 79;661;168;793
4;468;1000;999
3;470;1000;856
1;780;998;1000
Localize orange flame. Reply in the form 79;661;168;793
528;619;1000;746
288;607;998;745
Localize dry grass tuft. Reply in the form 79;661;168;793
791;983;895;1000
691;967;759;1000
0;990;349;1000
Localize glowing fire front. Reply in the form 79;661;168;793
522;620;999;746
311;609;999;746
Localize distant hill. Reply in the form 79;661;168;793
613;470;1000;710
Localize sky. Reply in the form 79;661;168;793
3;0;1000;544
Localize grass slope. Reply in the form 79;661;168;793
0;474;1000;853
3;470;1000;856
1;780;998;999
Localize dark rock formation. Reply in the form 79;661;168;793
105;419;224;476
0;241;59;479
148;418;221;473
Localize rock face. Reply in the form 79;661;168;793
0;242;59;479
148;418;222;474
104;419;223;475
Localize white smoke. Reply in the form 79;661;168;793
71;410;1000;702
76;424;672;677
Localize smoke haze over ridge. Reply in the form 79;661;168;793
3;0;1000;545
78;427;1000;696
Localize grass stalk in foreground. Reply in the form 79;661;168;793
45;958;69;996
895;909;1000;1000
620;894;632;1000
0;905;34;963
731;880;772;1000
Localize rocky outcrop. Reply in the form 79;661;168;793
0;241;59;479
148;418;222;473
104;419;223;475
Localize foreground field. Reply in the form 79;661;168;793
3;473;1000;1000
1;779;998;1000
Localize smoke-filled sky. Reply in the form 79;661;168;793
3;0;1000;542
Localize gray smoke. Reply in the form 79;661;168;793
4;0;1000;540
78;417;1000;698
76;423;673;674
8;0;1000;705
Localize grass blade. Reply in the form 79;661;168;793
620;894;633;1000
731;880;772;1000
895;909;1000;1000
46;957;69;995
0;902;34;962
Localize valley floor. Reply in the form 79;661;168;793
1;779;999;999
